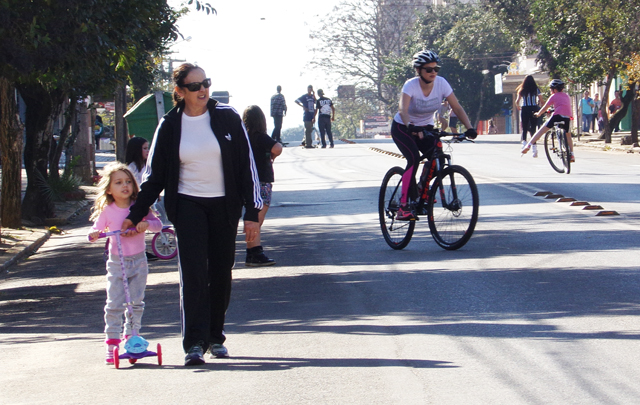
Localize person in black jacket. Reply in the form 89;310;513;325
121;63;262;366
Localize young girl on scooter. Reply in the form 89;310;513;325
88;163;162;364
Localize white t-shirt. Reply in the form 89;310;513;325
394;76;453;126
178;110;225;197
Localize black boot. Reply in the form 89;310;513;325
245;246;276;267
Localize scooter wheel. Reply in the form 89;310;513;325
129;358;137;364
113;347;120;369
157;343;162;366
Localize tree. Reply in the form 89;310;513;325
439;6;517;125
484;0;640;142
333;89;380;139
0;0;180;224
310;0;423;114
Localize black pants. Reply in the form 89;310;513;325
272;115;283;142
174;195;238;353
318;115;333;147
521;106;540;142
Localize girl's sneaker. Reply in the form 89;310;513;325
105;338;121;365
532;144;538;158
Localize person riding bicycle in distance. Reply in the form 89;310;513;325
392;50;477;221
522;79;575;162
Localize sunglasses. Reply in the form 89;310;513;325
421;66;440;73
181;78;211;92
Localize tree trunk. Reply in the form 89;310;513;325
600;72;615;143
0;77;24;228
114;84;128;162
48;98;73;181
18;83;56;224
609;88;634;137
632;83;640;147
70;100;93;183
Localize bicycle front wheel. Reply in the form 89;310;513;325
152;228;178;259
558;128;571;174
544;130;565;173
379;166;415;250
427;165;479;250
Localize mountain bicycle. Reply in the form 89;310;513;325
544;122;571;174
378;129;479;250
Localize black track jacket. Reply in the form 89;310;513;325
127;98;262;226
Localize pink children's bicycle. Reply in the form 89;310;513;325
104;225;177;262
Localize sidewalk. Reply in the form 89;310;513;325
573;131;640;153
0;151;115;273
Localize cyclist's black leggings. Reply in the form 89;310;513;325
390;121;434;205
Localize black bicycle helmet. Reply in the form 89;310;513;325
549;79;565;90
413;50;441;67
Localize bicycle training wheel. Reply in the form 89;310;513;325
558;128;571;174
379;166;415;250
544;131;565;173
427;165;479;250
151;228;178;259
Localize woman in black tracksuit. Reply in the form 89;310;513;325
122;63;262;366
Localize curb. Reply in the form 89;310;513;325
1;228;51;273
1;199;92;274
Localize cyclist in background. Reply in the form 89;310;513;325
391;50;477;221
522;79;575;162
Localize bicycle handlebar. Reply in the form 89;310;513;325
421;129;475;144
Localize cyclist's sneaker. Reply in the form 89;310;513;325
521;143;531;155
532;144;538;158
570;153;575;163
184;342;206;366
209;343;229;358
396;205;416;221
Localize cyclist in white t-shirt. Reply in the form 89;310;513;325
391;50;477;220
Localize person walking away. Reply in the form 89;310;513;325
608;90;623;132
522;79;575;162
270;85;287;143
592;93;602;133
87;163;162;364
242;105;283;266
120;63;262;366
315;89;335;148
94;115;104;151
579;90;595;134
391;50;477;221
295;85;317;148
515;75;544;157
125;136;159;261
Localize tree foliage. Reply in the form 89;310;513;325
0;0;181;224
310;0;421;113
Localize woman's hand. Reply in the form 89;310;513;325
120;219;138;237
243;220;260;243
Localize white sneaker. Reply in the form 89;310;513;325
532;144;538;158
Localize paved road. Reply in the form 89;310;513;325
2;136;640;404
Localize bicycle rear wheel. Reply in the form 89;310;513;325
379;166;415;250
558;128;571;174
544;130;565;173
427;165;478;250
